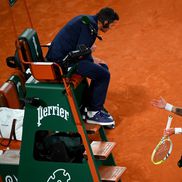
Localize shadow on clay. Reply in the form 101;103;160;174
107;84;150;118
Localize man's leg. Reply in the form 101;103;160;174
77;61;110;110
76;61;114;125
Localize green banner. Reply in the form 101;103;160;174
9;0;17;7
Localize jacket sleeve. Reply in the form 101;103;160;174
76;23;96;62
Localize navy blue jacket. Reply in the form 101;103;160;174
46;15;98;64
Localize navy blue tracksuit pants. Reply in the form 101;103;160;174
76;60;110;111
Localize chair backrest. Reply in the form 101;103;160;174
8;73;26;100
0;81;21;109
0;73;26;109
0;92;7;107
18;28;44;63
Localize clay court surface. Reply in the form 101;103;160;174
1;0;182;181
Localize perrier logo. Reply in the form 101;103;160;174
9;0;17;7
37;104;70;127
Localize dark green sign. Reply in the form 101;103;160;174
9;0;17;7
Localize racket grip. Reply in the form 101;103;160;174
166;115;173;129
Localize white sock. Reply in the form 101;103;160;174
87;111;98;118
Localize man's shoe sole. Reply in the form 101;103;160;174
104;124;115;129
86;119;115;126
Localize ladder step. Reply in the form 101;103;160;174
84;141;116;160
85;123;101;134
99;166;126;182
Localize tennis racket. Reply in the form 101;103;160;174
151;115;173;165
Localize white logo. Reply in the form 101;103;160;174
5;175;18;182
37;104;70;127
47;169;71;182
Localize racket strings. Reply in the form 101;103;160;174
153;140;171;162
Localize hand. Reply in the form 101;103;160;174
164;128;175;136
151;96;167;109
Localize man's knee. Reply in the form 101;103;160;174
99;63;109;70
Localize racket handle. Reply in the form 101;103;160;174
166;115;173;129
